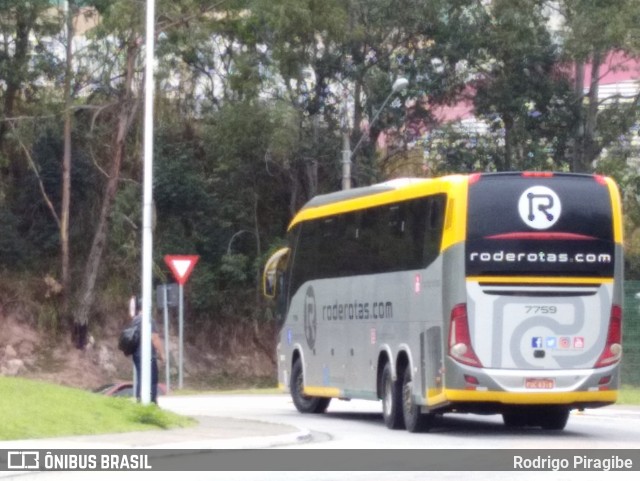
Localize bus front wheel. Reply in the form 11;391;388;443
381;363;404;430
290;359;331;414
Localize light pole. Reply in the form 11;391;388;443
226;230;255;255
342;77;409;190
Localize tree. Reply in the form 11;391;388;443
0;0;60;154
61;0;77;316
557;0;640;172
0;0;62;248
472;0;571;171
70;1;143;346
71;0;233;346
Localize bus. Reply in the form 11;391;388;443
263;172;624;432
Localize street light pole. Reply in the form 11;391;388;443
140;0;156;405
341;77;409;190
341;129;352;190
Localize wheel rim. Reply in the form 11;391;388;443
294;367;310;402
383;376;393;417
402;379;413;417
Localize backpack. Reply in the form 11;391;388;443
118;318;140;356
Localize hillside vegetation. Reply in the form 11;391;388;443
1;1;640;366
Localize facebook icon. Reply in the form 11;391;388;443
531;337;543;348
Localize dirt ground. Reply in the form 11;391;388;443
0;311;277;391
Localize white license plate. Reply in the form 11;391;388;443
525;378;555;389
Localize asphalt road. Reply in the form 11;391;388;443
2;393;640;481
159;393;640;449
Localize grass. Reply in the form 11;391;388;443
617;385;640;405
0;376;195;441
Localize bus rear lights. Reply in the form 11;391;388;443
598;376;612;386
464;375;479;385
449;304;483;367
594;305;622;368
594;175;608;185
468;173;482;184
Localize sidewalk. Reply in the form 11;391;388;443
0;416;312;450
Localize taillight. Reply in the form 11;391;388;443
522;171;554;178
449;304;482;367
468;173;482;184
595;305;622;368
594;174;608;185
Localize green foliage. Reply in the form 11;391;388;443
618;387;640;404
0;376;194;440
561;0;640;60
0;207;27;268
596;138;640;278
471;0;573;171
219;254;251;287
2;0;640;349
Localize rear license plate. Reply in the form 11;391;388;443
525;378;555;389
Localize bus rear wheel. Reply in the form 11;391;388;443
381;363;404;430
291;359;331;414
502;408;569;430
538;408;570;430
402;368;434;433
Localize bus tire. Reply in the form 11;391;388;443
503;408;569;430
381;363;404;430
402;367;433;433
502;412;529;428
538;408;570;430
290;359;331;414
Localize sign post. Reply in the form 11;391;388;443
155;283;178;392
164;255;199;389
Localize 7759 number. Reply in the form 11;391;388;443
525;305;557;314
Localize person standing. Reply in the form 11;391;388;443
131;297;165;403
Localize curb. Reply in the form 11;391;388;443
0;417;313;450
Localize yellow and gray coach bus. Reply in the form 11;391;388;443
263;172;624;432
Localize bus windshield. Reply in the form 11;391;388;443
465;174;615;278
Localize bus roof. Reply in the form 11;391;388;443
288;172;621;233
302;178;430;209
289;174;469;230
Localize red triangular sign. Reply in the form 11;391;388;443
164;255;200;285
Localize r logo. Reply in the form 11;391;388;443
303;286;317;349
518;186;561;230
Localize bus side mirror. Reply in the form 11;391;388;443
263;247;290;299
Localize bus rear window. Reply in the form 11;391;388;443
466;174;615;277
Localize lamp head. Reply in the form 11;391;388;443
392;77;409;93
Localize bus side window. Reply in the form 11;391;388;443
289;222;319;296
406;198;428;268
424;194;446;266
338;213;360;277
358;208;381;274
388;205;404;236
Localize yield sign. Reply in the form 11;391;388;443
164;255;199;285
